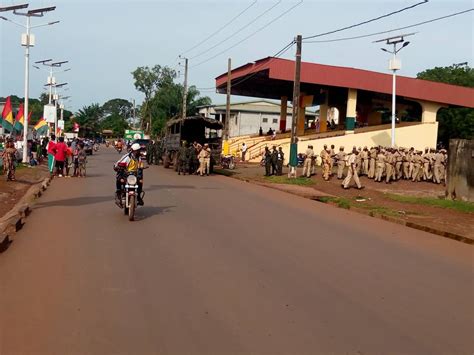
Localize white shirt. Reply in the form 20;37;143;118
242;144;247;152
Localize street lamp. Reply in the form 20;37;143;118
374;33;414;147
0;5;58;163
34;59;70;104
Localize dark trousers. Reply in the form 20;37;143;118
265;162;271;176
271;162;277;175
277;161;283;175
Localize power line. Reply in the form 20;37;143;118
302;0;429;40
196;40;295;92
192;1;303;68
180;0;258;56
303;8;474;43
189;0;283;60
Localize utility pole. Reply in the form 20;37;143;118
375;33;413;147
288;35;302;178
182;57;188;120
0;5;58;163
225;57;231;141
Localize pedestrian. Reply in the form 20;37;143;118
77;143;87;177
259;126;263;136
241;142;247;162
271;146;278;175
336;146;346;179
2;139;17;181
65;141;73;177
263;147;272;176
47;135;56;176
178;141;189;175
342;148;363;189
54;137;68;177
302;145;314;178
198;143;211;176
277;147;284;176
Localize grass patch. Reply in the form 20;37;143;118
387;194;474;214
264;175;315;186
315;196;352;209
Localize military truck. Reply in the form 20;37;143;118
162;116;223;169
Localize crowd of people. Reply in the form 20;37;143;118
176;141;213;176
0;134;92;181
298;144;448;189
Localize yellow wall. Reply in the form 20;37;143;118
275;123;438;165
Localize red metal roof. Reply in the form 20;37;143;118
215;57;474;108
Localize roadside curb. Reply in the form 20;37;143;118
0;176;52;252
219;173;473;245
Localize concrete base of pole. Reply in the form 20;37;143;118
288;166;297;179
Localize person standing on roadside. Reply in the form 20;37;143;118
263;147;272;176
241;142;247;162
47;135;57;175
336;146;346;179
54;137;68;177
302;145;315;178
271;146;278;176
342;148;363;189
2;139;17;181
277;147;284;176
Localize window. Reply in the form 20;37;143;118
262;118;268;123
272;118;278;124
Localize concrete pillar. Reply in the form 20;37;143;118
418;100;445;123
345;88;357;134
279;96;288;132
297;105;306;136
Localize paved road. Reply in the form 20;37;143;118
1;148;472;355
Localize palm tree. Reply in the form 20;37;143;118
75;103;103;137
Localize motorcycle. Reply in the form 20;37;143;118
93;143;99;152
220;154;235;170
115;169;144;221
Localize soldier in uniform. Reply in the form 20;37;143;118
368;146;377;179
375;148;386;182
277;147;285;176
146;140;155;165
177;141;189;175
336;146;346;179
360;146;369;176
271;146;278;176
322;146;331;181
422;148;433;181
342;148;363;189
408;147;415;179
263;147;272;176
187;143;197;174
154;140;162;165
385;148;394;184
394;148;403;180
411;151;423;182
302;145;314;178
329;144;336;176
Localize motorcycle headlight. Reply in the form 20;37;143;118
127;175;137;185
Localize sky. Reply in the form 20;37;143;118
1;0;473;113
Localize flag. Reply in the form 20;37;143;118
1;96;14;131
73;122;80;132
34;117;49;135
14;103;25;132
56;127;61;136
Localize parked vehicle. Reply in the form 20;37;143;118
220;154;235;169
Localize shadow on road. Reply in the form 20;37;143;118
35;195;112;208
147;184;221;191
135;205;175;221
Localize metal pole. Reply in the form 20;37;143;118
22;15;30;163
54;85;58;135
182;58;188;120
391;43;397;147
225;57;231;140
289;35;302;177
48;66;53;104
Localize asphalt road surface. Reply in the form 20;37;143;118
1;148;473;355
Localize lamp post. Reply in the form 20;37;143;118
34;59;69;104
375;33;413;147
1;5;58;163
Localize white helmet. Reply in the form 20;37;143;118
131;143;141;151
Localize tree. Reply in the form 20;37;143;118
131;65;176;131
100;98;132;136
74;103;103;137
417;63;474;146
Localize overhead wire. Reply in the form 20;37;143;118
189;0;283;60
302;8;474;43
191;1;303;68
196;40;295;92
180;0;258;56
302;0;429;40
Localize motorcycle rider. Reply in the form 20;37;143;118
114;143;145;206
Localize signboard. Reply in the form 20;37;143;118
43;104;56;123
124;129;144;140
58;119;65;130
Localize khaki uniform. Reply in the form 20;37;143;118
368;148;377;179
302;148;314;177
198;148;211;176
322;150;331;181
394;151;403;180
402;151;410;179
433;152;444;184
336;151;346;179
412;154;422;182
328;148;335;176
422;152;432;181
360;149;369;176
375;152;386;182
385;152;394;183
408;151;415;179
342;153;362;189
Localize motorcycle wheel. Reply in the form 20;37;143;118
124;206;129;215
229;158;235;170
128;195;135;221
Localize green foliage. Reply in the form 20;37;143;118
131;64;211;136
264;175;315;186
416;63;474;145
387;194;474;213
74;103;103;137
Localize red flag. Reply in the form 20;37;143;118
73;122;80;132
